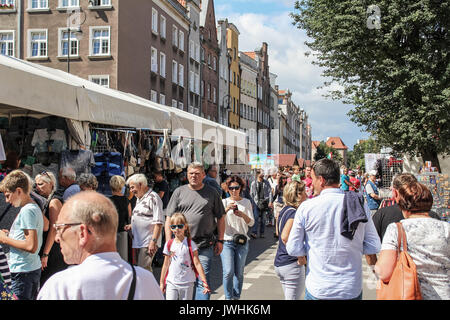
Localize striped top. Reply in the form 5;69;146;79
0;245;12;290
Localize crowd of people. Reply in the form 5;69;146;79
0;153;448;300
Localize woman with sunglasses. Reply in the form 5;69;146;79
221;175;255;300
160;213;210;300
34;171;67;286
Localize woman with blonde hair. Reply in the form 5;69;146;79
34;171;67;286
274;180;307;300
160;213;210;300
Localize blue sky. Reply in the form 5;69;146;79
214;0;371;150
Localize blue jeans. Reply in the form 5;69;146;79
193;246;214;300
220;240;249;300
251;207;265;235
304;288;363;300
11;268;41;300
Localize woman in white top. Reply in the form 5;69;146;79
375;181;450;300
221;175;255;300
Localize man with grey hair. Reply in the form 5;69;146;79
165;162;225;300
126;174;164;273
37;191;163;300
58;167;80;201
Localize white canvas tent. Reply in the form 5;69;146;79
0;55;171;130
0;55;247;164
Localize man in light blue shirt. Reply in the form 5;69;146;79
286;159;380;300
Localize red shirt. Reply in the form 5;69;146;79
349;177;360;191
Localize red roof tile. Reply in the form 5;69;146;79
312;141;321;149
243;52;256;60
272;154;298;167
326;137;348;150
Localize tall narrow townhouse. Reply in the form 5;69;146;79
270;73;279;155
217;19;230;127
226;22;240;130
147;0;189;110
239;51;258;155
199;0;218;122
244;43;271;154
186;0;201;116
0;0;189;108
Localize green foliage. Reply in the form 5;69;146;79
314;141;343;163
347;138;381;170
291;0;450;167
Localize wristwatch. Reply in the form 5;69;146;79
42;253;49;258
217;239;224;244
151;238;158;243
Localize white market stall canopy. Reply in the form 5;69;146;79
0;55;171;130
0;55;246;157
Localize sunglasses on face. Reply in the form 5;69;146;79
229;186;240;190
170;224;185;230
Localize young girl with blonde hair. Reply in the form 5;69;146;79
160;213;210;300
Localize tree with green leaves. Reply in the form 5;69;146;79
314;141;343;163
291;0;450;172
347;138;381;170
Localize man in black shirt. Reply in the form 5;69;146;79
372;173;440;241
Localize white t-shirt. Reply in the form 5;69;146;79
37;252;164;300
131;189;164;248
381;218;450;300
222;197;255;241
163;238;198;287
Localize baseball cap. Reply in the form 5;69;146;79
369;170;377;176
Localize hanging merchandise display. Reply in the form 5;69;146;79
416;173;449;222
92;151;125;195
60;149;96;177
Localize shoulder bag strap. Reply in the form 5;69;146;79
187;238;199;278
396;222;408;253
127;262;136;300
395;223;403;254
163;239;174;286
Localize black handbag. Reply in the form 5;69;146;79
256;182;269;211
233;234;248;245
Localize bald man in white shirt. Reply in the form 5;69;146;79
37;191;163;300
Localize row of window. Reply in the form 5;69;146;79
240;103;256;122
150;47;185;87
0;27;110;58
0;0;111;10
151;7;185;52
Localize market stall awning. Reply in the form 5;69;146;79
0;55;172;130
0;55;80;120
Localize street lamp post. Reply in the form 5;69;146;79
66;8;86;73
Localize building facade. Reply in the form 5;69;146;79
269;73;279;155
278;89;301;157
0;0;190;109
186;0;201;115
239;51;257;155
217;18;230;127
227;22;240;130
199;0;218;122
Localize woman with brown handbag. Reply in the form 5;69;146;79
374;181;450;300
